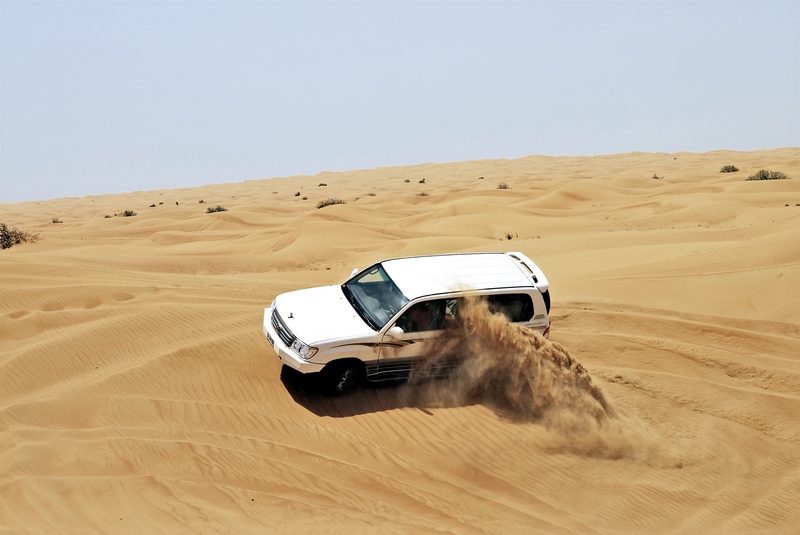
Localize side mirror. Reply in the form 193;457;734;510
386;326;404;339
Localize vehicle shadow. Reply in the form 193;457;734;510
280;365;511;419
280;365;427;417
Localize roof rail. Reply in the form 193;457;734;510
507;251;549;292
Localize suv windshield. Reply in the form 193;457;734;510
342;263;409;330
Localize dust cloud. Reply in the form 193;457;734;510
406;299;681;463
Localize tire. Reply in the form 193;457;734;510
322;361;362;396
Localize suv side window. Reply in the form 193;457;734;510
486;294;533;322
396;299;456;333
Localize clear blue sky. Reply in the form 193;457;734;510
1;0;798;202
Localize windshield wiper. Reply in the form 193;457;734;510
341;284;379;330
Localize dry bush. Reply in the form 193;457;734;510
747;169;789;181
317;198;345;209
0;223;39;250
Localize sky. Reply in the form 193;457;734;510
1;0;798;202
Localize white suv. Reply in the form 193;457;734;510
263;252;551;394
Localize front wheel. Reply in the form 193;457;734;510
321;361;363;396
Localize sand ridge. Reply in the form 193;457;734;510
1;148;800;533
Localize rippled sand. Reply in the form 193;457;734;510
1;148;799;533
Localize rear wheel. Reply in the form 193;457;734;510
321;361;363;396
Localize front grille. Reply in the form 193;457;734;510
271;308;296;347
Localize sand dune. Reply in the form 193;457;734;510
1;148;799;533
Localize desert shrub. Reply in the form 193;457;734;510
294;192;300;197
302;196;308;200
104;214;113;219
316;198;345;209
720;164;739;173
747;169;789;181
318;182;328;187
417;192;429;197
419;178;426;184
122;210;137;217
1;223;38;250
651;174;663;180
497;183;511;190
51;217;63;224
367;192;376;197
198;199;205;204
149;204;156;207
206;205;228;213
404;179;410;183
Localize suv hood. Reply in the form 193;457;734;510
274;285;375;344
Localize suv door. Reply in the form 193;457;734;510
376;298;457;381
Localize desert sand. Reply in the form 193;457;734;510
1;148;799;534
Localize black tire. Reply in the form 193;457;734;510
322;361;362;396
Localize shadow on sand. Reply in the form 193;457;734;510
280;365;466;418
278;365;556;423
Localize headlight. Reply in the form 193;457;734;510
291;338;318;360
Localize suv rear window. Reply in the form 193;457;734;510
486;294;533;322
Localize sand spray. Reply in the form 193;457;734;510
404;298;684;464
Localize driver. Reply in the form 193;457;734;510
401;301;444;332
